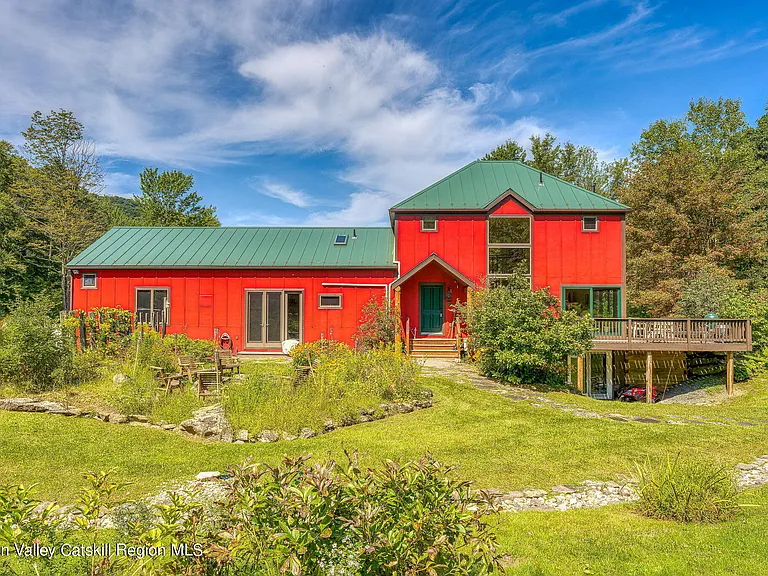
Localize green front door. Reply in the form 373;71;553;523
420;284;444;334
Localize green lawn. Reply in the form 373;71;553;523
495;485;768;575
2;365;768;574
1;371;766;503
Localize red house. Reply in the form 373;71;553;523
69;161;629;356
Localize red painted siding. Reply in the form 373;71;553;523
531;214;624;297
395;215;486;281
394;197;624;297
71;268;395;351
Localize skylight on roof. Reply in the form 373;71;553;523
334;234;348;245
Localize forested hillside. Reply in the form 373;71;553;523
0;110;219;314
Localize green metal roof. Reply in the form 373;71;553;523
68;227;395;269
391;160;630;212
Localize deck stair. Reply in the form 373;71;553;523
410;337;459;359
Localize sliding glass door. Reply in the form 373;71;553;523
246;291;302;347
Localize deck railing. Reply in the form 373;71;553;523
592;318;752;352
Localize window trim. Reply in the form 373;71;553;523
81;273;98;290
486;215;532;284
561;285;622;317
582;216;599;232
420;215;438;232
243;289;305;348
334;234;348;245
318;293;343;309
134;286;171;325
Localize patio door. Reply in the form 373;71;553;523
246;291;302;348
587;352;613;399
420;284;444;334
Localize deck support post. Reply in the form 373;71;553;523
394;286;402;353
726;352;734;396
576;355;585;393
645;351;653;403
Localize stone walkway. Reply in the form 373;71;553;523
419;359;765;428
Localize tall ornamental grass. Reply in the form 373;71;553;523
634;455;739;523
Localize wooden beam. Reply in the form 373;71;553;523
576;355;585;393
726;352;734;396
645;351;653;403
394;286;402;352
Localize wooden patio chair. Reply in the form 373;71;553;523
177;355;203;382
151;366;184;395
216;349;241;376
196;369;222;399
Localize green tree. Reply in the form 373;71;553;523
22;109;103;191
481;139;526;161
459;274;592;385
482;132;627;197
620;98;768;315
136;168;219;226
14;111;108;310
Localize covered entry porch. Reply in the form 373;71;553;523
392;253;475;358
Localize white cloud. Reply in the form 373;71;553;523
102;171;138;198
253;180;316;208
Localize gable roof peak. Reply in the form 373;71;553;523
390;160;629;213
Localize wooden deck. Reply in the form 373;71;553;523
591;318;752;352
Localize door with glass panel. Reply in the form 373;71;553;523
587;352;613;399
246;291;302;347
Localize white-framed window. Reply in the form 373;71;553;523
81;273;98;289
421;216;438;232
487;215;531;284
318;294;342;309
582;216;599;232
334;234;348;245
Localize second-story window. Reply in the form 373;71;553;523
488;216;531;286
420;216;437;232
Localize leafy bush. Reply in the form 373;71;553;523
228;346;423;434
289;338;351;370
356;294;400;350
678;265;768;380
634;455;739;523
164;332;216;362
457;275;593;385
0;297;74;390
0;455;504;575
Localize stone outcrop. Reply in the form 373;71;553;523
179;405;233;442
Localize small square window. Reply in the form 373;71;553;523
334;234;348;245
318;294;342;309
421;216;437;232
582;216;599;232
81;273;97;289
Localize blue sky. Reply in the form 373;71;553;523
1;0;767;226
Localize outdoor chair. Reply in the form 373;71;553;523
215;349;241;376
177;355;203;382
196;369;222;398
151;366;184;395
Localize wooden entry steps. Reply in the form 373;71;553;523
410;337;460;359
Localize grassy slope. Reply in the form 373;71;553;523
1;374;766;503
495;486;768;575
